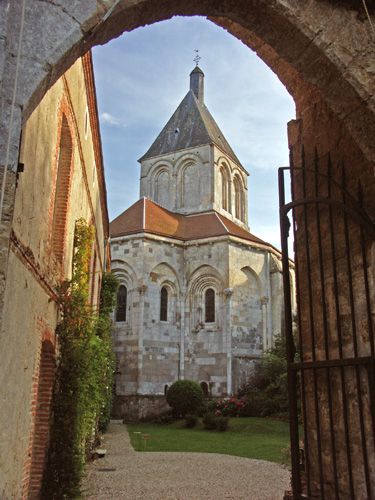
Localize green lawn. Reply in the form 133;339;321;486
127;417;291;465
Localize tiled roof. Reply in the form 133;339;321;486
110;198;275;249
138;90;242;166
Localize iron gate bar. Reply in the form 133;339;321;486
359;185;375;454
280;164;372;218
279;154;375;499
290;157;312;498
278;164;301;497
291;356;374;370
313;149;340;500
299;150;325;499
358;185;374;358
342;166;372;498
281;198;375;237
326;157;355;500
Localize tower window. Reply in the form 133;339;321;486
160;286;168;321
116;285;127;322
234;174;244;221
220;167;228;211
205;288;215;323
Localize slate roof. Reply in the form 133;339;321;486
138;90;243;166
110;198;275;250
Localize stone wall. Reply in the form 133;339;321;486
112;395;170;422
111;232;286;411
0;56;108;499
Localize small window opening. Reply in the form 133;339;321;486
200;381;209;397
164;384;169;396
160;286;168;321
116;285;127;322
205;288;215;323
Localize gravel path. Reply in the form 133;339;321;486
82;422;290;499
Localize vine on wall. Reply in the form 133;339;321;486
42;219;118;499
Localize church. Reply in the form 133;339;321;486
110;65;290;421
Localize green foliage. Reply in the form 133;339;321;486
215;416;229;432
129;417;293;464
42;220;118;499
237;334;289;418
202;413;229;431
184;414;198;428
166;380;204;416
202;413;217;430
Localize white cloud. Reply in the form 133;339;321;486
100;112;123;127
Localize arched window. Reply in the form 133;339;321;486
164;384;169;396
155;169;170;208
220;167;228;211
52;114;73;264
160;286;168;321
233;174;244;221
116;285;127;322
200;381;209;397
205;288;215;323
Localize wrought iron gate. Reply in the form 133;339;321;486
279;149;375;499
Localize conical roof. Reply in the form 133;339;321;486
138;89;242;166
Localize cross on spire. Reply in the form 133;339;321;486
193;49;201;66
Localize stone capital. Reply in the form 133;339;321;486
224;288;233;298
260;296;269;306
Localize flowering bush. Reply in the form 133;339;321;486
215;397;246;417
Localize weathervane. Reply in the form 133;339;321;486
193;49;201;66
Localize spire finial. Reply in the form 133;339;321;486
193;49;201;66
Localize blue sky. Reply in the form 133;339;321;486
93;16;295;249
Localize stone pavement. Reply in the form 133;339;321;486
82;422;290;499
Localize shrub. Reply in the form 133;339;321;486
206;399;217;413
237;334;291;418
166;380;203;416
216;416;229;432
215;397;245;417
185;414;198;428
202;413;217;430
41;220;118;499
150;410;176;425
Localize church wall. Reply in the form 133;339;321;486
184;240;229;395
111;235;185;418
0;57;107;497
139;145;213;214
229;242;281;393
111;235;288;406
212;145;248;229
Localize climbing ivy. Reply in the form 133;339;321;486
42;219;118;499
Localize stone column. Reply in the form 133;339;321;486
136;284;147;394
179;289;185;380
172;172;178;211
261;296;269;351
224;288;233;395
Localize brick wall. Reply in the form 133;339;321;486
22;322;56;499
51;111;74;267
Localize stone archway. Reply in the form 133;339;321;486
0;1;374;498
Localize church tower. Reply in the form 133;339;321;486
110;64;292;421
139;66;249;228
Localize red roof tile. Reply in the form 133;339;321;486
110;198;275;250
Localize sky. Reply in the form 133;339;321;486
92;16;295;250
